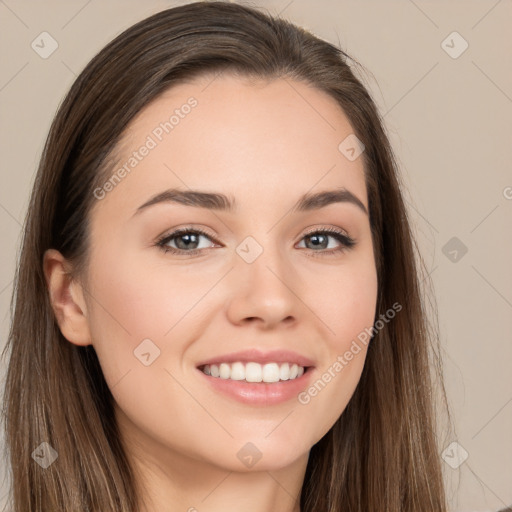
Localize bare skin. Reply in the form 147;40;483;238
44;73;378;512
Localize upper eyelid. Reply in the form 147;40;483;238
302;226;350;237
158;226;219;243
159;225;349;237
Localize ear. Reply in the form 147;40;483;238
43;248;92;346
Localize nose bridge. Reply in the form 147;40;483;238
226;232;299;326
240;232;291;291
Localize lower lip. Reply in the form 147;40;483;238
197;367;314;405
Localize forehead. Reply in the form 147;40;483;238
92;73;368;220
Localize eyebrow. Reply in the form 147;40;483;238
133;187;368;216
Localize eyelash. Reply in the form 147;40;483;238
155;226;356;258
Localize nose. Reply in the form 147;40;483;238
225;243;299;330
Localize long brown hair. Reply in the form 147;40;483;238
2;2;452;510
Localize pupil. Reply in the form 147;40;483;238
177;233;198;249
309;234;327;249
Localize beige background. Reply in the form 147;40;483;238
0;1;511;510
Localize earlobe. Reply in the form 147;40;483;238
43;248;92;346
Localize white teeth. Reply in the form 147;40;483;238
219;363;230;379
200;361;306;382
262;363;280;383
279;362;290;381
245;362;262;382
230;362;245;380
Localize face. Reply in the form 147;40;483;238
78;74;378;473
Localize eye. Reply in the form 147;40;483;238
156;227;218;255
297;227;356;257
155;226;356;257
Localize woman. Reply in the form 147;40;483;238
2;2;452;511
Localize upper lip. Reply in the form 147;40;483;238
196;349;315;368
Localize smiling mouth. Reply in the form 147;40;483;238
198;361;310;383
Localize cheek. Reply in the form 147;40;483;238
92;267;201;335
84;249;212;385
319;256;379;350
298;256;377;430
